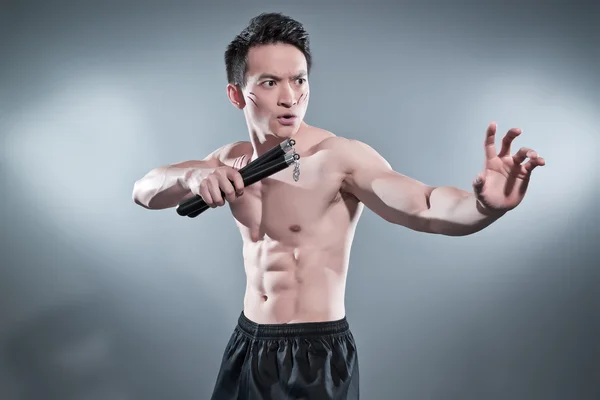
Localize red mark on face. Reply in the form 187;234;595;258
298;91;309;105
247;92;259;108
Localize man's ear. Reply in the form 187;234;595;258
227;84;245;109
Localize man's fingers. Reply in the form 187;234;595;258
472;171;486;195
484;122;498;160
207;177;225;207
196;166;247;209
513;147;536;164
498;128;522;157
198;180;214;207
226;168;245;196
523;156;546;172
214;173;237;204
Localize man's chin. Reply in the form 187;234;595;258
271;125;299;138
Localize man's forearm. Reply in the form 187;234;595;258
133;165;213;209
421;186;504;236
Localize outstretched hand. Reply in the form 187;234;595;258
472;122;546;214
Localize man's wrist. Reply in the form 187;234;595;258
177;167;195;190
475;197;506;219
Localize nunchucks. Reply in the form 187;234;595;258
176;138;299;218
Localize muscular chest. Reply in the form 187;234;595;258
229;152;346;241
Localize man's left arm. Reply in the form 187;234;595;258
339;123;545;236
339;139;497;236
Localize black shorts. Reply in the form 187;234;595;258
211;312;360;399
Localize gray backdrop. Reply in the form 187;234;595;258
1;1;599;399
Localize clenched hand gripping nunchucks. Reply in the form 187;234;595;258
176;138;300;218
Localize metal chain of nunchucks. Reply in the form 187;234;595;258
175;138;301;219
293;149;300;182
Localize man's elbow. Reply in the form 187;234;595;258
428;220;474;236
384;208;437;234
132;180;152;209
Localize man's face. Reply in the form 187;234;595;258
238;43;310;138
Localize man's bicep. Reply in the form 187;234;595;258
341;139;434;227
169;149;224;170
170;158;220;169
342;139;425;196
170;141;251;170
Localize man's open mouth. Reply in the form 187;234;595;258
279;114;296;119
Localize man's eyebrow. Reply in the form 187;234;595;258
256;71;308;81
257;73;282;81
294;71;308;78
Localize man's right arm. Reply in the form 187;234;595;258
132;142;248;210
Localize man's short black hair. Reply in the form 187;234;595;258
225;12;312;88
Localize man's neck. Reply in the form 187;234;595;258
248;122;308;159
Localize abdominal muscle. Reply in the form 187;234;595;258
227;131;361;324
241;237;350;325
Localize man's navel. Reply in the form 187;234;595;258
289;224;301;233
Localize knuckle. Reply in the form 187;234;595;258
206;174;216;184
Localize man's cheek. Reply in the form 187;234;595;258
298;91;309;106
247;92;260;109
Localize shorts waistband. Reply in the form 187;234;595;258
237;311;350;339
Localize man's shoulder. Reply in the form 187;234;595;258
308;128;390;175
306;126;351;150
207;141;253;166
304;129;363;176
312;129;369;156
220;140;253;159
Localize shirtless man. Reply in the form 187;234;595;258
132;12;545;400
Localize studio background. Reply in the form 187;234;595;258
1;1;599;399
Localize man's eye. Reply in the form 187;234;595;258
263;80;276;87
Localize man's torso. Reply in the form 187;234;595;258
221;127;363;324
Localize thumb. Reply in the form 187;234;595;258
472;172;486;195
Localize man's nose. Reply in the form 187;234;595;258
278;85;297;108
